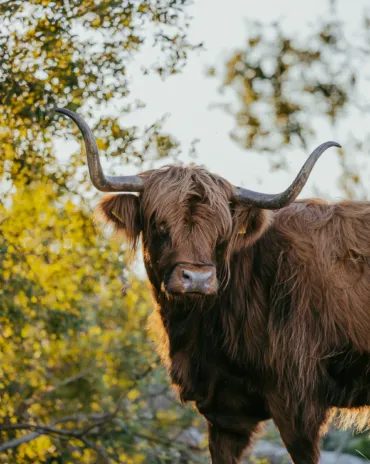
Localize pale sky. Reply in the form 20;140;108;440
58;0;370;201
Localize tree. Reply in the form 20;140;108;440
0;1;207;462
209;4;370;200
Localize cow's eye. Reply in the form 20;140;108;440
216;236;226;247
158;222;169;236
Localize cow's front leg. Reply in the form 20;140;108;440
207;422;259;464
282;434;321;464
268;397;326;464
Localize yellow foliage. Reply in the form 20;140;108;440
0;0;205;461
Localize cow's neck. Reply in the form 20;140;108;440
218;243;272;363
147;241;272;402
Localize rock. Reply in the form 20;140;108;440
244;440;367;464
176;426;204;448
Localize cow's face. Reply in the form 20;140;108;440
97;166;271;298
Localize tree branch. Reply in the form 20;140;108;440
0;432;42;452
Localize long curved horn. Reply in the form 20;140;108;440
232;141;341;209
55;108;144;192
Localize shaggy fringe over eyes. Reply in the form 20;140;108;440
141;165;232;249
94;193;141;255
140;165;234;241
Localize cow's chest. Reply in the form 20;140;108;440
168;345;268;424
162;304;270;426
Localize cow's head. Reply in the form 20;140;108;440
96;166;273;297
56;108;340;298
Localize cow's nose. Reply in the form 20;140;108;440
166;264;217;295
181;269;212;291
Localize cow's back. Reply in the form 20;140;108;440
270;199;370;352
257;200;370;418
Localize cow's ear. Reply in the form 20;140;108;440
232;204;272;249
95;194;141;252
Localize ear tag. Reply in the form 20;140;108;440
111;210;125;224
238;226;246;235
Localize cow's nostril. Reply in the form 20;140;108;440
170;266;217;294
182;269;192;281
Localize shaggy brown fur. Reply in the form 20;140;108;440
97;165;370;464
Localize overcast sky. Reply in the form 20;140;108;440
59;0;370;201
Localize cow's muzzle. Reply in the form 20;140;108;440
166;263;217;295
